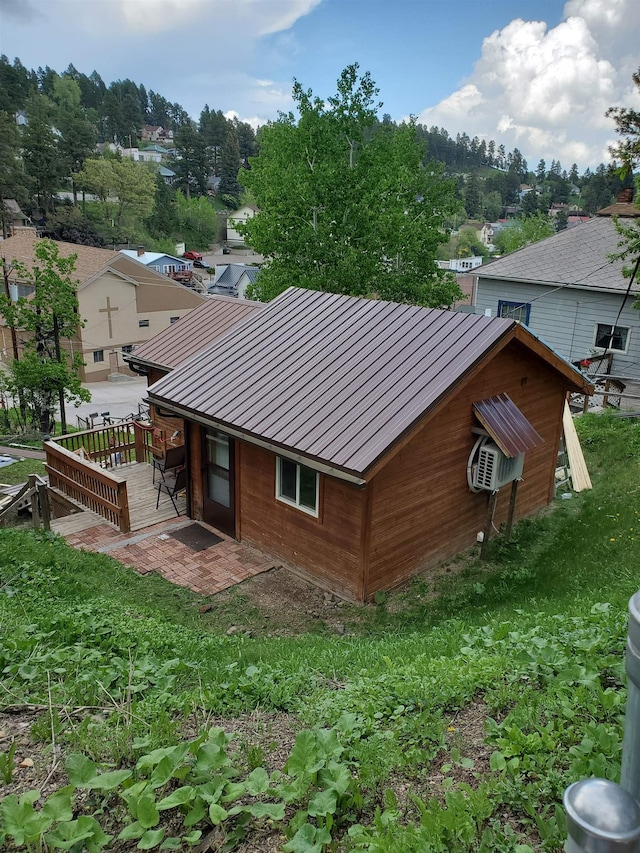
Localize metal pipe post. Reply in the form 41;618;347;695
622;591;640;802
564;779;640;852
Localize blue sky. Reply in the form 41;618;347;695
1;0;639;170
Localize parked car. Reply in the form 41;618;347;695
193;259;211;269
183;250;203;261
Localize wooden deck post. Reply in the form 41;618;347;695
117;481;131;533
505;479;519;540
38;482;51;531
133;421;147;463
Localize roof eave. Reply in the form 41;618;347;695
146;393;367;486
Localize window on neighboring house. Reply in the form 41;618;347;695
139;319;150;327
163;265;176;274
275;457;319;517
121;345;133;354
595;323;630;353
93;350;104;363
170;316;180;324
497;300;531;324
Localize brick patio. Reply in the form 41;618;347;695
60;516;277;596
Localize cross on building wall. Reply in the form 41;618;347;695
99;296;119;339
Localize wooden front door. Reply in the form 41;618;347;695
202;428;235;536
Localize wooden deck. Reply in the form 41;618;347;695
52;462;186;536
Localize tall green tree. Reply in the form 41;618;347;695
146;173;177;237
218;125;241;203
0;111;29;233
241;64;460;307
606;68;640;292
0;238;90;432
493;212;554;255
21;92;62;215
464;173;482;218
607;67;640;176
78;157;155;230
172;125;211;199
53;77;97;206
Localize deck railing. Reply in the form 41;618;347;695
43;426;147;532
54;420;153;469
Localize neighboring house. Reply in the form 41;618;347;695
138;145;170;163
159;166;176;185
208;264;259;298
140;125;165;142
120;248;191;275
0;232;205;381
475;194;640;377
463;221;494;250
1;199;31;236
226;205;258;247
147;286;589;601
438;257;483;273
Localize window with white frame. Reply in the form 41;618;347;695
276;457;319;516
595;323;630;353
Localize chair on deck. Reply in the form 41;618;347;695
152;444;185;484
155;467;187;515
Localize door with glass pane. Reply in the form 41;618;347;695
202;428;235;536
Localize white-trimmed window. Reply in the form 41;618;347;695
276;457;319;517
594;323;630;353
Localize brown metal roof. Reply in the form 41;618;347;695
149;287;537;476
473;393;544;458
126;295;264;372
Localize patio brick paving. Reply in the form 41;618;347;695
62;517;277;595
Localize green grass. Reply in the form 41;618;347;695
0;411;639;851
0;457;46;485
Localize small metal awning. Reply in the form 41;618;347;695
473;393;544;458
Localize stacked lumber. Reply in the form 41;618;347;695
562;401;592;492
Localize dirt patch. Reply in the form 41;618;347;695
183;709;303;776
0;707;67;803
208;566;363;637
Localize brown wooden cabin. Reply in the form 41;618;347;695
147;287;592;602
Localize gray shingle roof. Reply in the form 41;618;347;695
148;287;584;477
479;217;638;293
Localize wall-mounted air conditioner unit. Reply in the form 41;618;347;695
472;442;524;491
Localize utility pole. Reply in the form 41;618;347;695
1;257;20;362
52;313;67;434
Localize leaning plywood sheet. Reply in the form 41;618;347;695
563;401;592;492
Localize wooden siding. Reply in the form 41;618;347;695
476;277;640;377
238;442;365;599
366;340;568;598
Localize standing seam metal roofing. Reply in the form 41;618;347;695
149;287;525;475
125;296;263;371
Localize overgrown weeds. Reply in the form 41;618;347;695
1;412;639;849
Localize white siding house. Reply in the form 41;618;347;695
475;208;640;378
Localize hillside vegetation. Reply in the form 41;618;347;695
1;412;639;851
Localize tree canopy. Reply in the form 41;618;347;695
0;238;89;432
241;64;461;307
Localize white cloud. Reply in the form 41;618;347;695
89;0;319;36
416;0;640;169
